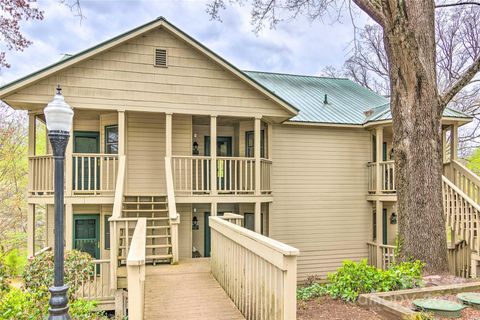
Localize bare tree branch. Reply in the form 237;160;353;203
441;55;480;105
436;2;480;9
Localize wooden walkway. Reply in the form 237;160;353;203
144;258;245;320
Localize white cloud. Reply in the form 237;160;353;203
0;0;369;84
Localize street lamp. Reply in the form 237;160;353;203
44;85;73;320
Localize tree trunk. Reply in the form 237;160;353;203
382;0;449;273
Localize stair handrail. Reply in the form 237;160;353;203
450;160;480;203
109;155;126;290
442;175;480;251
443;175;480;211
112;155;126;219
126;218;146;320
164;156;178;221
165;156;179;263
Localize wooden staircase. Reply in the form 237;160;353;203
119;196;173;264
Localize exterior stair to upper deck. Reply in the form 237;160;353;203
118;195;174;264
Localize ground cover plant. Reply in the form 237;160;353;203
297;259;424;302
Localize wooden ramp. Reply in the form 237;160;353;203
144;258;245;320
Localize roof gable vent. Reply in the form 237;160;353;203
154;48;167;67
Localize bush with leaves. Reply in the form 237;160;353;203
0;249;108;320
0;257;9;294
297;259;424;302
22;249;94;300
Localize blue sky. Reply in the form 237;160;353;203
0;0;369;85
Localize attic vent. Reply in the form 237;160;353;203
154;48;167;67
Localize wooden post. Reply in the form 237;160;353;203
442;128;448;164
65;204;73;250
375;126;383;194
65;115;73;197
211;201;217;217
210;115;217;196
118;111;125;157
283;255;297;320
28;113;35;195
27;204;35;256
254;117;261;195
166;113;172;158
254;201;261;233
375;200;383;269
114;289;126;317
267;122;273;160
451;123;458;161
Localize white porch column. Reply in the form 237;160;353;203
210;115;217;196
211;202;217;216
375;200;383;269
254;116;261;195
65;204;73;250
267;122;273;160
65;113;74;197
27;204;35;256
118;110;126;157
28;112;36;156
375;126;383;194
254;201;261;233
451;123;458;161
28;113;35;195
166;112;172;158
442;128;448;164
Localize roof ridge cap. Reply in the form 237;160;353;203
243;69;349;80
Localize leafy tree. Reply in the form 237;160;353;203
208;0;480;273
0;104;27;239
0;0;43;68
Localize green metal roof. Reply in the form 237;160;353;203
244;71;472;125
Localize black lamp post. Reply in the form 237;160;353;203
44;85;73;320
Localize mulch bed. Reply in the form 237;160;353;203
297;296;383;320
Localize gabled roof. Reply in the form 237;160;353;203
245;71;472;125
0;17;298;116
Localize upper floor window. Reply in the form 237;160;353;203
105;125;118;154
245;130;265;158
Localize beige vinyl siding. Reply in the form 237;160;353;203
7;28;290;119
126;112;190;195
126;112;166;195
270;124;371;281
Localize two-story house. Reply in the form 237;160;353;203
0;17;475;317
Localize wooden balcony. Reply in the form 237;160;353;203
367;160;396;194
28;153;118;196
171;156;272;196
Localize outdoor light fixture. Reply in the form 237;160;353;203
44;85;73;320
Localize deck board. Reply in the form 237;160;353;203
144;258;245;320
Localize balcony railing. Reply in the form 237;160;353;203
29;155;54;196
367;161;396;194
72;153;118;195
29;153;119;196
171;156;272;195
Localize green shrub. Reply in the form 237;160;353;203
297;259;424;302
0;258;9;294
69;299;108;320
0;288;47;319
0;288;107;320
22;249;94;300
4;249;27;277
